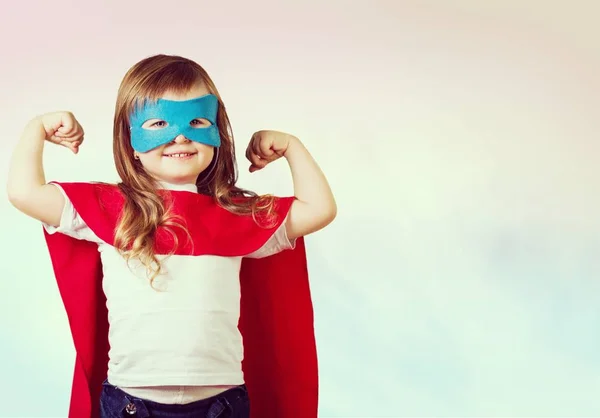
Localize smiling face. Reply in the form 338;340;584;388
134;83;216;185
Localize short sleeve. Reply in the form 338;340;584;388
245;216;297;259
42;183;103;243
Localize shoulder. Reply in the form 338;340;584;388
47;181;124;244
52;181;120;194
51;181;124;207
229;194;296;217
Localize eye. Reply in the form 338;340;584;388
141;119;168;129
190;118;211;128
142;119;169;129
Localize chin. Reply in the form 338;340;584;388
169;171;202;182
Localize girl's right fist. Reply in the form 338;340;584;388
40;111;84;154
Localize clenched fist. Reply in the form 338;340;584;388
245;130;296;173
40;111;84;154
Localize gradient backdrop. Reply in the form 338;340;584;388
1;0;599;417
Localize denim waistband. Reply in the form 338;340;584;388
99;380;249;418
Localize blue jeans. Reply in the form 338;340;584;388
99;381;250;418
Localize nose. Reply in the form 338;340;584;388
172;134;191;144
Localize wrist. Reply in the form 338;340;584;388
23;117;48;143
283;134;303;158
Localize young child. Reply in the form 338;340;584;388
7;54;336;418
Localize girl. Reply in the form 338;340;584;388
7;54;336;418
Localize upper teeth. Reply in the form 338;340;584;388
167;153;191;158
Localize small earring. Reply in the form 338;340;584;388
134;154;140;160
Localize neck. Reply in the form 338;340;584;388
157;181;197;193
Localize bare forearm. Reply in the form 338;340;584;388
7;118;47;201
6;117;65;226
284;136;336;239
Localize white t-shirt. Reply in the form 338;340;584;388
44;182;295;390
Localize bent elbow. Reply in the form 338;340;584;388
317;200;337;230
324;201;337;225
6;185;26;210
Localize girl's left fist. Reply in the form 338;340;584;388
245;130;295;173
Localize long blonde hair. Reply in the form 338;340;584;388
112;54;275;284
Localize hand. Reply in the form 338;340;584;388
40;111;84;154
245;130;295;172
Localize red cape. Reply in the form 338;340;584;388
42;182;318;418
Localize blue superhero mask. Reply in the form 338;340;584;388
129;94;220;152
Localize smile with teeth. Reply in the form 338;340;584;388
164;153;196;158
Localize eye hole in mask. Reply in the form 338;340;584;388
130;94;221;153
142;118;213;130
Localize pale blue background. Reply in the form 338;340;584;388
1;0;599;416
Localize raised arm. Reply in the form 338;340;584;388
6;112;83;227
246;131;337;240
